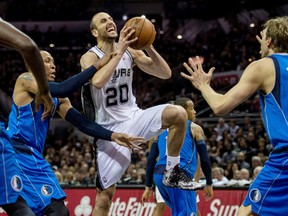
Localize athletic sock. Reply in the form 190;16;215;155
166;155;180;170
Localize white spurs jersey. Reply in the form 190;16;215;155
89;46;140;126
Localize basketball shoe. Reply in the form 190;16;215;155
163;164;202;190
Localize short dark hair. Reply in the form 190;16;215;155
174;97;191;109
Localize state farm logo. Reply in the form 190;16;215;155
109;197;156;216
74;196;92;216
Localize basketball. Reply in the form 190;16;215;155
124;17;156;50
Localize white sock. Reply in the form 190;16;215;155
166;155;180;170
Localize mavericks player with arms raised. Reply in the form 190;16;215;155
182;16;288;216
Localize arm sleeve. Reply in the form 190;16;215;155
196;140;213;185
145;140;159;188
49;65;96;98
65;107;113;141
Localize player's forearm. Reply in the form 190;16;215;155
22;42;50;94
0;20;48;94
145;141;159;187
199;85;230;116
144;45;171;79
196;140;213;185
91;53;122;88
49;65;97;97
65;108;113;141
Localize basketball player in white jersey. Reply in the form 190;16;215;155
80;12;201;216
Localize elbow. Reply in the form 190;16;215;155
163;73;172;80
213;107;229;116
160;69;172;80
19;38;38;54
91;80;104;89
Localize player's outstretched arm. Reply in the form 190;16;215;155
49;52;115;97
58;101;145;149
0;18;54;120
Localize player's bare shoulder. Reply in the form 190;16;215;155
191;122;205;140
17;72;35;86
244;57;275;93
80;50;99;70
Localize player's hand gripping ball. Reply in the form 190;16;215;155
124;17;156;50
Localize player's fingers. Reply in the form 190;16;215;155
180;72;192;81
256;35;260;42
41;104;52;121
208;67;216;76
41;108;49;121
195;56;203;71
127;37;138;45
188;58;198;71
183;62;194;75
118;141;132;149
126;28;135;37
129;142;142;150
128;137;146;143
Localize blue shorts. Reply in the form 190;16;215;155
13;141;66;215
0;128;22;205
243;148;288;215
153;166;197;216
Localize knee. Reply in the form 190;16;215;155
96;190;114;209
164;105;187;127
98;194;112;208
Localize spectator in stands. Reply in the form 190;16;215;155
237;137;256;163
255;120;266;138
223;161;234;179
250;156;262;175
236;151;251;170
238;168;251;186
212;167;229;186
228;119;240;139
256;137;270;156
252;166;263;180
242;116;252;134
214;117;229;140
227;168;251;187
227;169;241;186
246;131;258;149
220;140;238;167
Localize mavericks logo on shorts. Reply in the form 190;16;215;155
11;175;23;192
41;185;53;196
249;188;261;202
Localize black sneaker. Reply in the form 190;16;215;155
162;164;202;190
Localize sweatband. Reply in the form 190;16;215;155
196;140;213;185
65;108;112;141
145;140;159;188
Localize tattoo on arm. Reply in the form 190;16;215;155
20;73;37;94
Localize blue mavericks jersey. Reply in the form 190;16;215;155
7;97;58;153
156;120;198;177
0;125;23;205
6;97;65;214
259;54;288;149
